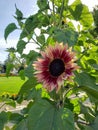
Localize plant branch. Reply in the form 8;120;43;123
24;28;41;47
52;0;55;15
77;49;87;61
58;0;65;27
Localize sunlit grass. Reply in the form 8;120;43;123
0;76;26;95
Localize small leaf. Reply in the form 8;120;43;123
6;63;14;77
18;78;37;96
36;34;45;44
24;64;34;79
19;70;25;80
37;0;49;11
17;40;27;54
25;50;38;64
4;23;17;40
15;4;23;20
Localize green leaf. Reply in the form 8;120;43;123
10;113;23;124
19;30;28;39
25;50;38;64
15;4;23;20
14;119;28;130
37;13;50;27
19;70;25;80
6;63;14;77
4;126;11;130
37;0;49;11
36;34;45;44
92;116;98;130
69;0;83;21
5;99;16;107
69;0;93;28
92;64;98;70
50;0;63;7
18;78;37;96
75;72;98;99
25;64;34;79
25;14;38;33
80;5;94;28
4;23;17;40
0;112;8;130
27;84;42;100
27;99;75;130
17;40;27;54
53;28;78;46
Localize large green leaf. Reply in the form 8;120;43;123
53;28;78;46
69;0;83;21
27;99;75;130
0;112;8;130
80;5;94;28
4;23;17;40
69;0;93;28
14;119;28;130
92;116;98;130
75;72;98;99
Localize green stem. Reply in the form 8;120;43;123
52;0;55;15
24;28;41;47
58;0;65;27
77;49;88;62
63;87;74;104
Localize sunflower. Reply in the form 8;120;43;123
33;42;79;92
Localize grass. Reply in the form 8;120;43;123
0;76;26;95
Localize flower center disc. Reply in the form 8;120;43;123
49;59;65;77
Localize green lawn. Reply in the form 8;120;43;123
0;76;26;95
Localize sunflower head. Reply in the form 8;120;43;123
33;42;79;92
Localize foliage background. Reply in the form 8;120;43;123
0;0;98;129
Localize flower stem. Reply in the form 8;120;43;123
63;87;74;104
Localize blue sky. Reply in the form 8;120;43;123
0;0;98;63
0;0;38;63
